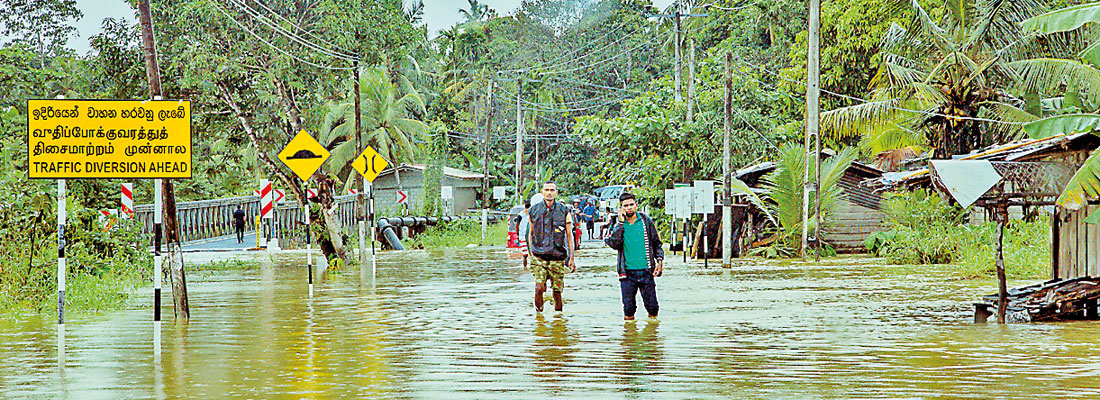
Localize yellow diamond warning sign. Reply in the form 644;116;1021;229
351;146;389;183
278;130;330;181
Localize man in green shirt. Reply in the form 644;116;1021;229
605;192;664;320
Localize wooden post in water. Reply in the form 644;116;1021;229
995;206;1008;324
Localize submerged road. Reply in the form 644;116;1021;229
1;244;1098;398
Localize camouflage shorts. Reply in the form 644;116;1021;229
531;257;567;291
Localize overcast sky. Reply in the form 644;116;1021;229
10;0;674;55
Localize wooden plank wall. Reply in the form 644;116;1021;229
1057;204;1100;279
821;199;887;253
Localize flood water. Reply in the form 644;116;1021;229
2;244;1100;399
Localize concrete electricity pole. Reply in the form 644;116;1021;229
482;80;493;204
722;52;732;268
354;62;366;269
647;3;705;104
801;0;822;261
515;78;524;203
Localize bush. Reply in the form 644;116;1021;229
867;189;1050;279
0;170;151;319
405;219;508;249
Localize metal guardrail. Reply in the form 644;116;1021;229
135;194;362;246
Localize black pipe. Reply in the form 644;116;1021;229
372;214;509;251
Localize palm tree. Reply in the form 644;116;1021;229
1015;3;1100;216
761;145;857;255
820;0;1050;160
459;0;495;24
320;67;429;192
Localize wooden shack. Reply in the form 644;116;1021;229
732;156;887;254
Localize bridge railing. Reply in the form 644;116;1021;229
135;194;363;246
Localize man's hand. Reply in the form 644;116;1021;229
568;257;576;273
653;260;663;277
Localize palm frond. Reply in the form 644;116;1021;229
820;99;903;140
1057;145;1100;210
1021;3;1100;35
1008;58;1100;104
979;101;1037;140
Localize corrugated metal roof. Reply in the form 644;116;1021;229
378;164;488;180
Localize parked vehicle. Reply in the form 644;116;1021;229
593;184;634;215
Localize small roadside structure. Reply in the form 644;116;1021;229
732;156;888;254
892;133;1100;323
371;164;487;215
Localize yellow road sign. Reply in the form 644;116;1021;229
351;146;389;183
27;99;192;179
278;130;330;181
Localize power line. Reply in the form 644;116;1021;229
248;0;358;58
207;0;355;70
734;57;1025;125
225;0;358;62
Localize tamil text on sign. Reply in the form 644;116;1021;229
27;99;192;179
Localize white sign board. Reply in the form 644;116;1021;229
674;186;693;219
693;180;715;214
441;185;454;200
493;186;507;200
664;189;674;215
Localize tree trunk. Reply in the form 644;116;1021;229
138;0;188;321
215;81;347;264
315;173;350;266
163;179;189;321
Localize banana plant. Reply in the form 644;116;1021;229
1018;3;1100;219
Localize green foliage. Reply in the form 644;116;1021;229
759;144;857;253
868;189;1049;279
405;220;507;249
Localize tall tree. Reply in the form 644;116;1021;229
0;0;81;68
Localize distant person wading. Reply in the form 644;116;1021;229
527;182;576;313
605;192;664;320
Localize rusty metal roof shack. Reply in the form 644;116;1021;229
920;133;1100;323
732;156;888;254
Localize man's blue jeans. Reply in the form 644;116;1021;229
621;269;658;317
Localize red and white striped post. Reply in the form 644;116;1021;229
259;179;272;247
120;183;134;219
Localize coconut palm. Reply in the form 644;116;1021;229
320;67;428;192
761;144;857;254
821;0;1052;160
459;0;495;24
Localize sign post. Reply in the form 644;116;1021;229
664;188;675;255
351;146;389;281
26;98;192;330
694;180;715;268
674;184;692;263
277;130;331;297
259;179;272;248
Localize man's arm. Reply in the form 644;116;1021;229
566;213;576;271
649;215;665;261
604;220;625;250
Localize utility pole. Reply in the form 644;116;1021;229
515;78;524;203
802;0;822;261
482;80;493;205
138;0;187;321
687;39;696;123
722;52;732;268
647;5;706;105
674;3;682;103
354;62;366;270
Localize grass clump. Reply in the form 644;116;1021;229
866;189;1049;280
405;219;508;249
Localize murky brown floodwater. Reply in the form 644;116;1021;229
2;244;1099;399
